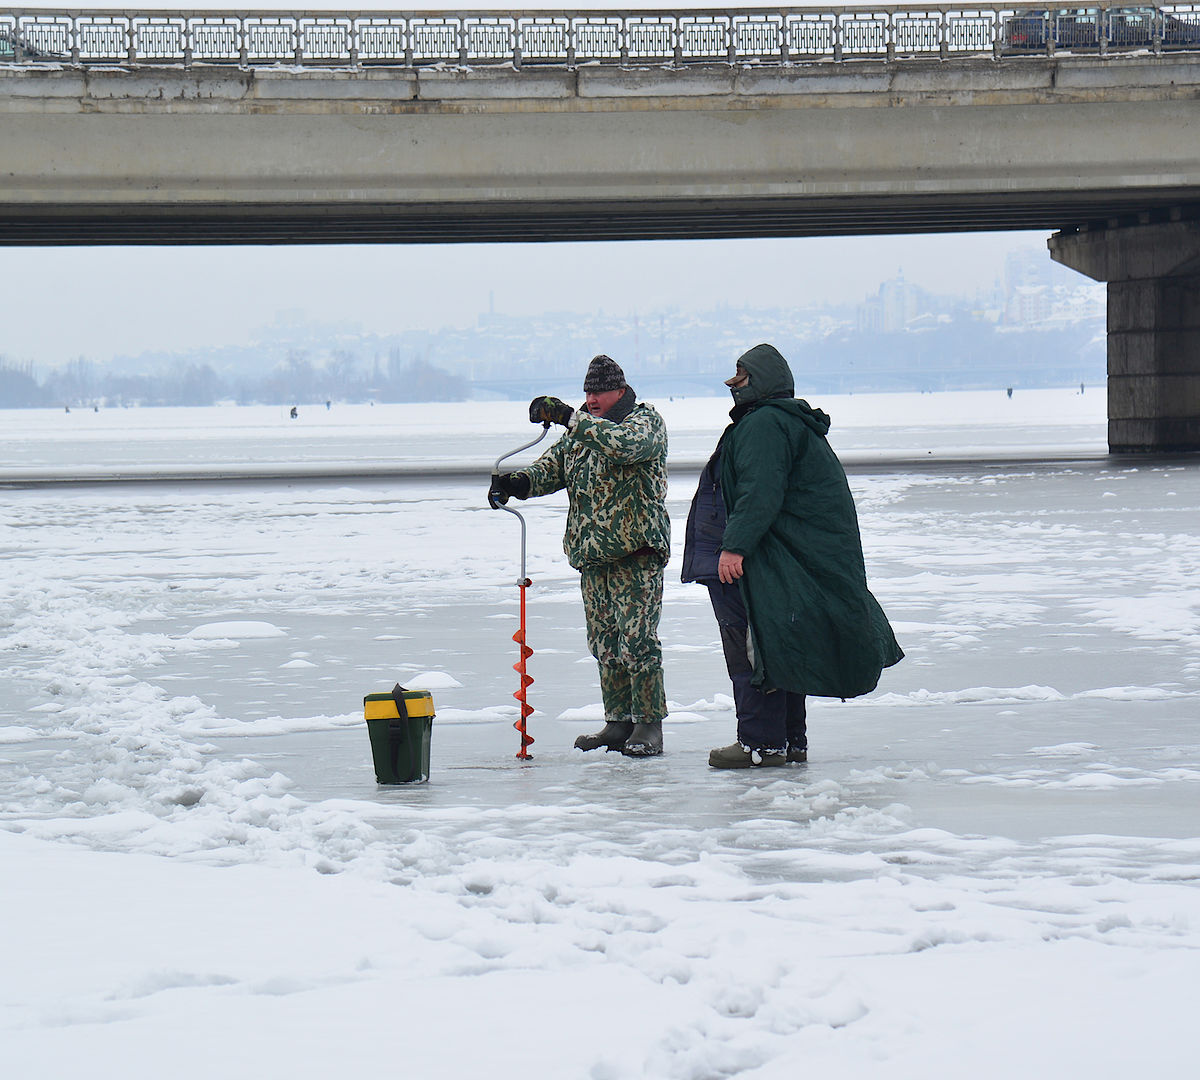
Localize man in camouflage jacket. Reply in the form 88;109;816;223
489;355;670;757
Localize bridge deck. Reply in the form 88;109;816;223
4;47;1200;243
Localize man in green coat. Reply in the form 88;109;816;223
489;355;671;757
682;343;903;768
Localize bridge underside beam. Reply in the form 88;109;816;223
1051;221;1200;453
6;55;1200;245
3;193;1200;246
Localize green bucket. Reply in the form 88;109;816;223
364;685;433;784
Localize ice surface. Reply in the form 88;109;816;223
1;392;1198;1078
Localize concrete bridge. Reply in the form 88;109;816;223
3;5;1200;452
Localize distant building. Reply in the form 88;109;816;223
1006;285;1053;326
1001;248;1104;328
857;274;923;333
1004;248;1071;293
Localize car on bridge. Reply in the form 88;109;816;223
1002;5;1200;50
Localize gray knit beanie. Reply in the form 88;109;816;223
583;354;626;393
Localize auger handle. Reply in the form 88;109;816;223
492;421;551;474
490;422;550;583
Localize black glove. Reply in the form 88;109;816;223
488;472;530;508
528;396;574;428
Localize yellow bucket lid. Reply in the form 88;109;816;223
364;688;435;720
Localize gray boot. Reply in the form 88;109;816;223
574;720;634;752
620;720;663;757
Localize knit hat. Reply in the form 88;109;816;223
583;354;626;393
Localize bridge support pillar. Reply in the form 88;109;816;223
1050;220;1200;453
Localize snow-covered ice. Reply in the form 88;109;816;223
1;390;1198;1078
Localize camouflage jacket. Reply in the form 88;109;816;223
521;401;670;571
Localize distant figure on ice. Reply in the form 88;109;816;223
489;355;670;758
681;344;904;769
1006;387;1013;399
290;405;298;419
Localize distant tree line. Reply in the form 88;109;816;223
1;313;1105;409
0;352;468;409
0;358;43;406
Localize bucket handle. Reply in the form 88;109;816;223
390;682;409;723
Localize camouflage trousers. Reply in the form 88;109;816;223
580;550;667;724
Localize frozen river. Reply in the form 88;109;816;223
2;390;1198;1078
0;388;1107;480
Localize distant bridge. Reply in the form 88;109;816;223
3;6;1200;451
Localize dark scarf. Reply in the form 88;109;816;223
591;386;638;423
729;390;790;425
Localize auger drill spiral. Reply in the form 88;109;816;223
488;422;550;760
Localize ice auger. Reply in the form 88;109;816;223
489;422;551;760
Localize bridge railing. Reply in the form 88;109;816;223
3;6;1200;67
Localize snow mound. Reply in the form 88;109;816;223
669;695;735;713
404;671;464;690
873;685;1066;706
1029;743;1101;757
556;706;709;724
1075;686;1188;701
434;706;518;724
557;704;606;722
0;725;43;744
179;712;363;737
186;621;287;640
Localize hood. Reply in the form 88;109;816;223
730;343;794;406
788;397;832;437
730;394;830;437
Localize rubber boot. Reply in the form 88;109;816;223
786;746;808;764
574;720;634;752
708;742;786;769
620;720;663;757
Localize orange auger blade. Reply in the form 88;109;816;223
490;421;550;761
512;579;535;759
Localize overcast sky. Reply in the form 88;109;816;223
1;232;1060;368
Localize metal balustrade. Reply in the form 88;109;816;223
2;6;1200;68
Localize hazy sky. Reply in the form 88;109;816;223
1;231;1058;367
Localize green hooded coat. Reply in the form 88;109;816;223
721;344;903;698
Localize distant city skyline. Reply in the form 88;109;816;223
1;231;1069;369
1;244;1103;409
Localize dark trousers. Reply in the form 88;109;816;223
707;581;807;753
